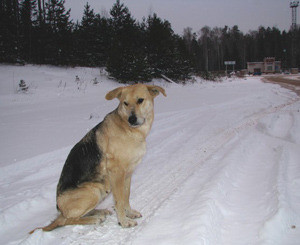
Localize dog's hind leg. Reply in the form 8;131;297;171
63;212;110;226
29;214;66;234
86;209;112;217
57;182;108;217
57;199;112;229
29;209;112;234
30;182;110;234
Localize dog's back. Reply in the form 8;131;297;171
57;122;104;196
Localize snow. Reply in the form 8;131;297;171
1;65;300;245
282;75;300;81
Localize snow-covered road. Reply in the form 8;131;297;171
0;65;300;244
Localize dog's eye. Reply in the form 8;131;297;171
124;101;129;106
137;98;144;104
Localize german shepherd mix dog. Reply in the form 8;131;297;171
30;84;166;233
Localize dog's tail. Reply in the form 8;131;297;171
29;214;66;234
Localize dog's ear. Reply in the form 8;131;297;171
105;87;123;100
147;85;167;98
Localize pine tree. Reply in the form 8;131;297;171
0;0;21;63
183;27;202;72
94;14;110;67
107;0;150;82
43;0;72;65
172;35;192;80
74;3;110;67
19;0;37;62
146;14;175;77
145;14;191;80
75;3;96;66
31;0;46;63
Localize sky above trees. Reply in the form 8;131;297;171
65;0;296;34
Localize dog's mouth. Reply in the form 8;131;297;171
128;114;145;128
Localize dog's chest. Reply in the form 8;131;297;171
126;139;146;170
107;134;146;171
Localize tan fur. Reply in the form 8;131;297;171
29;84;166;234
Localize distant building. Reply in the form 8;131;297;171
247;57;281;74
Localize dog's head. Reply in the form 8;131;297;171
105;84;166;128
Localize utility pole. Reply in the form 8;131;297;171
290;1;299;30
290;1;299;68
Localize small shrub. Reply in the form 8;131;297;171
199;71;225;81
18;80;29;92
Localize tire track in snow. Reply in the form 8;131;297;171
132;98;300;244
62;97;300;245
12;94;299;245
260;102;300;244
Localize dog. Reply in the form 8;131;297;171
29;84;166;233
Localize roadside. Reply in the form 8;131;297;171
263;74;300;96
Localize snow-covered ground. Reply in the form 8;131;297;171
0;65;300;245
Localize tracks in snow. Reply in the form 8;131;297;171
9;91;299;244
54;96;300;245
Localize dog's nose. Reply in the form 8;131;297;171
128;114;137;125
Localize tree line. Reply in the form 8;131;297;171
1;0;299;82
191;25;300;73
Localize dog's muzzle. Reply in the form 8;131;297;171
128;114;144;127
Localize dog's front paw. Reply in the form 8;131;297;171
126;209;142;219
118;217;137;228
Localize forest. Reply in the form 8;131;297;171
1;0;300;82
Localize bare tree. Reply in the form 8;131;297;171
199;26;211;71
183;27;193;53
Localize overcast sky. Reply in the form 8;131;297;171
65;0;298;34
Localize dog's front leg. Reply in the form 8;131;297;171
124;174;142;219
110;169;137;228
